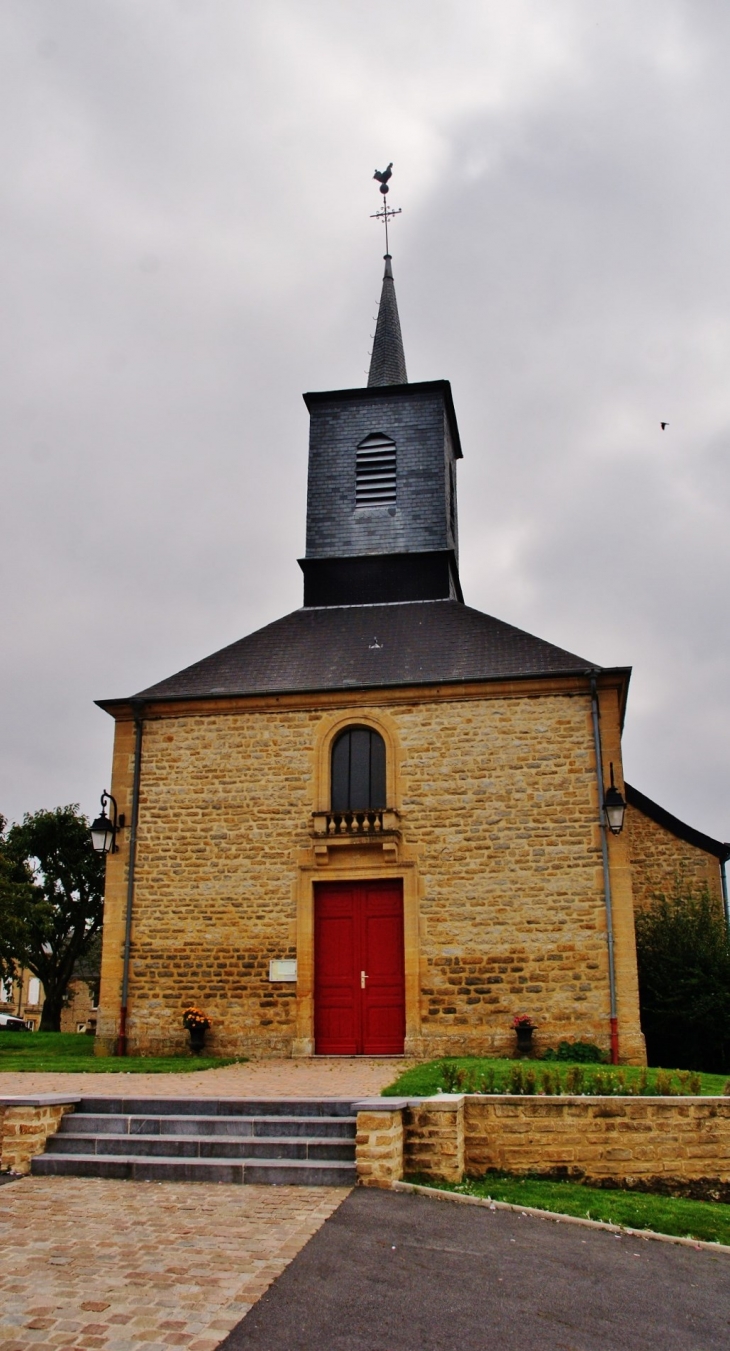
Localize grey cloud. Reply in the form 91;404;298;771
1;0;728;841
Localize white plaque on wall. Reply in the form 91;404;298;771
269;959;297;982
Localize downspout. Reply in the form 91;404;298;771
589;674;619;1065
721;856;730;933
117;701;144;1056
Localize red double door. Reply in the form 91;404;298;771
314;880;405;1055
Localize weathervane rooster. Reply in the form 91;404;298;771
370;163;401;253
373;162;393;194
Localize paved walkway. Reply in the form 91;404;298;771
0;1177;348;1351
220;1187;730;1351
0;1057;410;1100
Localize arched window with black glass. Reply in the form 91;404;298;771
331;726;387;814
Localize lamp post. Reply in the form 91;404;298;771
603;764;626;836
90;792;124;854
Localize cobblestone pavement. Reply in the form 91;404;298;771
0;1057;410;1100
0;1177;349;1351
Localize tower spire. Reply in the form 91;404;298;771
368;164;407;387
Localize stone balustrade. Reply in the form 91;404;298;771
311;809;400;838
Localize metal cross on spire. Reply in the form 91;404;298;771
371;162;402;254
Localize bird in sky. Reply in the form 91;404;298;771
373;163;393;187
660;422;669;430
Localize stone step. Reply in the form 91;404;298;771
75;1097;355;1118
60;1113;356;1138
46;1133;354;1161
31;1097;361;1185
31;1153;357;1186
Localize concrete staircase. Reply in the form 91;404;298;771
30;1097;357;1185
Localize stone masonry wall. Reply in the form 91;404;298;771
356;1095;730;1194
97;685;644;1059
397;689;641;1060
354;1100;406;1187
60;979;97;1034
404;1097;465;1182
463;1096;730;1190
1;1103;76;1175
103;708;316;1056
626;803;724;912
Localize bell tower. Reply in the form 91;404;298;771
299;170;463;608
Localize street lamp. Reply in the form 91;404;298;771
90;791;124;854
603;764;626;836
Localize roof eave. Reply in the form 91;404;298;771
96;665;624;717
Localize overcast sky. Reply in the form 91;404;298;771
2;0;730;841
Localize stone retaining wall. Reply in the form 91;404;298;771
0;1097;79;1175
464;1096;730;1190
355;1095;730;1194
353;1098;406;1187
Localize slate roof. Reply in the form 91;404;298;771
368;254;408;387
108;600;601;706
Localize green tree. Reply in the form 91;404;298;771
0;807;105;1030
635;886;730;1074
0;814;35;988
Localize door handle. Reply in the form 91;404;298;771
360;970;368;989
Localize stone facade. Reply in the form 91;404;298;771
626;802;725;912
0;968;41;1028
0;972;97;1033
59;979;98;1035
96;672;645;1063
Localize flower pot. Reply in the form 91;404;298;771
515;1026;534;1057
189;1027;207;1055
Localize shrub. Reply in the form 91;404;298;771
564;1065;585;1094
635;886;730;1073
545;1040;607;1063
438;1062;469;1093
540;1067;557;1095
478;1065;497;1094
508;1063;526;1094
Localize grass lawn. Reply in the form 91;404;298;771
409;1171;730;1247
0;1031;245;1073
384;1056;729;1097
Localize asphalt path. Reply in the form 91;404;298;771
220;1188;729;1351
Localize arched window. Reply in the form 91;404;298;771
331;726;386;813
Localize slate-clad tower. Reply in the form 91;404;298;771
300;253;463;607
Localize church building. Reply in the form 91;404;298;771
95;232;729;1064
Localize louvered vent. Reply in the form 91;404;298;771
356;433;396;507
